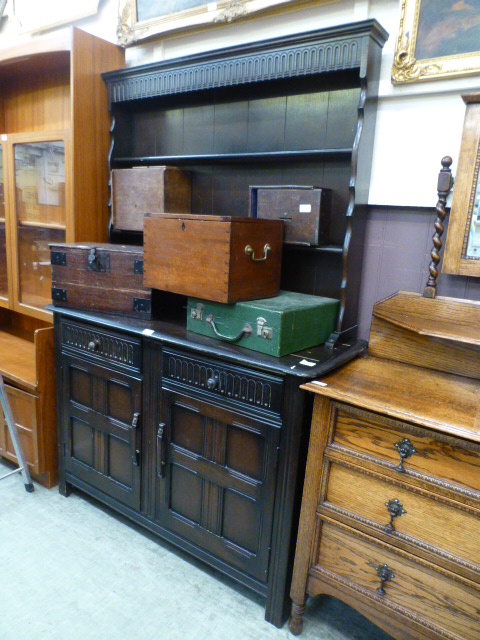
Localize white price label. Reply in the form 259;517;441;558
299;204;312;213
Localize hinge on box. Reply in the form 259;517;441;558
52;288;67;302
51;251;66;266
132;449;140;466
133;260;144;275
133;298;151;313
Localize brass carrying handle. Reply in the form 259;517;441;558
206;315;252;343
244;243;271;262
157;423;167;479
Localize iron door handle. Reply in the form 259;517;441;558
157;422;167;479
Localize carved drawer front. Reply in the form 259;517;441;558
330;403;480;506
162;348;283;416
60;319;142;372
311;520;480;640
323;462;480;579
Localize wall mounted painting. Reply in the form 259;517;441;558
117;0;337;46
443;94;480;277
392;0;480;84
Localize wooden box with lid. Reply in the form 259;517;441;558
143;213;284;304
289;291;480;640
50;242;153;318
111;166;191;233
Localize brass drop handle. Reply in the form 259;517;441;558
385;498;406;533
157;422;167;479
394;438;416;473
376;564;395;596
244;243;271;262
206;315;252;343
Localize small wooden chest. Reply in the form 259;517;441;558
111;166;191;232
187;291;339;357
50;242;153;318
249;185;331;245
143;213;284;304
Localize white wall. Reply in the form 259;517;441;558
2;0;480;208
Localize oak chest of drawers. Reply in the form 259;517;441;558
289;292;480;640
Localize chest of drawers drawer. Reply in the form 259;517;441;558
59;319;142;373
328;403;480;508
311;519;480;640
321;461;480;581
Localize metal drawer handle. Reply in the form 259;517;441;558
206;315;252;343
394;438;416;473
157;423;167;479
376;564;395;596
87;339;100;352
385;498;406;533
244;243;271;262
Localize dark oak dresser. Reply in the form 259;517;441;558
52;20;388;627
289;291;480;639
52;305;365;625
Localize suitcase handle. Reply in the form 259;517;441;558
206;315;252;343
244;243;271;262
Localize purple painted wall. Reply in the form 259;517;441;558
356;206;480;341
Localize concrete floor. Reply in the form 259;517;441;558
0;458;393;640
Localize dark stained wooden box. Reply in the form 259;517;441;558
249;185;331;246
50;242;153;318
111;166;191;232
143;213;284;304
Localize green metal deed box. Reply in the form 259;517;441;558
187;291;339;357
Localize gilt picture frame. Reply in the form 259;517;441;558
117;0;336;46
443;94;480;277
392;0;480;84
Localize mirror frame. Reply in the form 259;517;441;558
443;93;480;277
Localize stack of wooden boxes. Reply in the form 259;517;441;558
50;167;339;357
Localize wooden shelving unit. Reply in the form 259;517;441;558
0;28;124;486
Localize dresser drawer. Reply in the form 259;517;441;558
59;319;142;373
330;403;480;505
323;461;480;578
310;519;480;640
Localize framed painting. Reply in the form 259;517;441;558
443;94;480;277
392;0;480;84
117;0;336;46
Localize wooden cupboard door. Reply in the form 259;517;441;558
156;389;280;583
0;383;38;474
61;355;142;510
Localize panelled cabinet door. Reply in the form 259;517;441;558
61;354;142;510
155;389;280;583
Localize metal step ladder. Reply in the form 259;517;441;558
0;374;34;492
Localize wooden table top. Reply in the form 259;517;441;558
302;355;480;443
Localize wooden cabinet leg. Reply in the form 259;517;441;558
289;601;305;635
59;479;72;497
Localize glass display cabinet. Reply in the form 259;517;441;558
6;135;68;317
0;29;124;486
